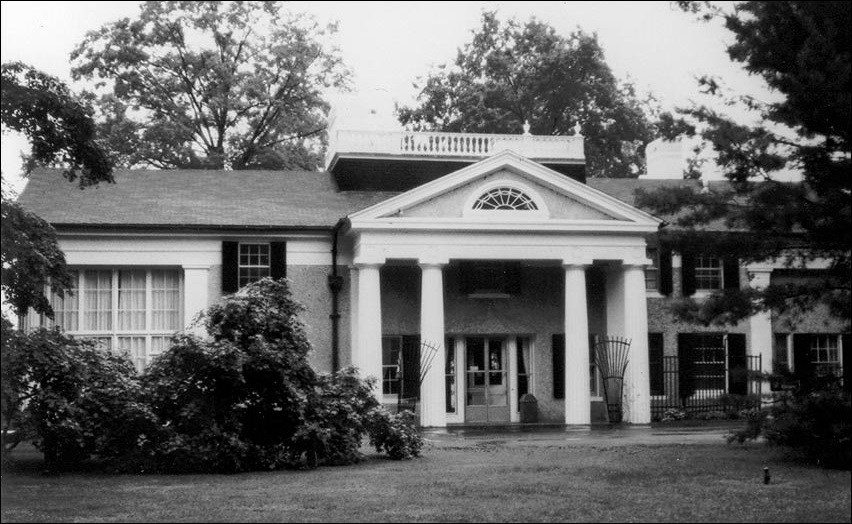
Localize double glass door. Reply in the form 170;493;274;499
465;337;509;423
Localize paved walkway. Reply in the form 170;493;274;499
421;422;744;448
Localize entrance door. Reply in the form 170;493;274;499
465;337;510;423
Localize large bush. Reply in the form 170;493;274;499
730;377;851;470
1;316;155;471
3;279;423;472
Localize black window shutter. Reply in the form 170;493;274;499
552;334;565;399
401;335;421;400
270;241;287;279
793;334;813;383
723;257;740;290
678;334;697;399
659;248;673;295
727;333;748;395
681;250;697;297
649;333;665;396
222;241;239;294
842;334;850;394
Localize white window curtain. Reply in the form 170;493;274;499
151;270;180;330
118;270;146;330
84;270;112;331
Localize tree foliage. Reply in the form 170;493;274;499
71;1;350;170
1;62;113;187
397;11;657;178
636;1;851;326
1;62;113;318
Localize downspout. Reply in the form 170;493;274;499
328;218;347;372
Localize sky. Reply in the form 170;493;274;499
0;1;778;190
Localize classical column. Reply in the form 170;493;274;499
747;266;774;397
419;261;447;428
623;264;651;424
564;263;591;425
356;263;383;401
182;265;210;335
348;266;359;369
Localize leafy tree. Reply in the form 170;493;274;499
636;1;850;327
1;62;113;318
70;1;350;171
397;11;657;178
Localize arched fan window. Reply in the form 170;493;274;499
472;187;539;211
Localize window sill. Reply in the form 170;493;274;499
645;290;664;298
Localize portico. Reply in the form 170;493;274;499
344;151;661;427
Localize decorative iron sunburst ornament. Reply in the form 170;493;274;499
472;187;538;210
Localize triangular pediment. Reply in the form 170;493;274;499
348;150;662;231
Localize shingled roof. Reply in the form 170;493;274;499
17;169;400;229
16;168;711;229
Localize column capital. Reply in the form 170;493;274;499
418;253;450;267
418;260;448;270
562;259;592;269
353;261;384;270
745;264;774;275
623;258;652;269
182;264;212;270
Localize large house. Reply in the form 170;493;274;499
16;118;849;427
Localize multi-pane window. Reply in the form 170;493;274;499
692;334;726;390
645;247;659;291
472;187;538;210
517;337;533;406
695;255;723;290
84;270;113;330
810;335;841;377
51;270;79;331
382;336;402;396
589;334;602;398
25;268;182;372
446;337;456;413
238;243;271;287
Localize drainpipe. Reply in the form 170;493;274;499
328;218;347;372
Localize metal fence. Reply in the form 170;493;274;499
650;355;762;420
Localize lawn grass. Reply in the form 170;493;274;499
1;441;850;522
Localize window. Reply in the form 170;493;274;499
472;187;538;211
238;243;271;287
27;268;182;372
589;334;602;398
446;337;456;413
692;334;726;390
810;335;841;378
645;247;659;291
517;337;533;406
695;255;723;290
382;336;402;396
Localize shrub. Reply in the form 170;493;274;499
293;367;380;467
367;408;424;460
729;376;851;470
1;316;154;471
3;278;424;472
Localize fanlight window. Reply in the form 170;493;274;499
472;187;539;211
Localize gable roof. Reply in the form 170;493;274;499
348;151;662;231
15;166;722;230
17;168;399;229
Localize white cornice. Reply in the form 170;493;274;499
348;150;663;229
